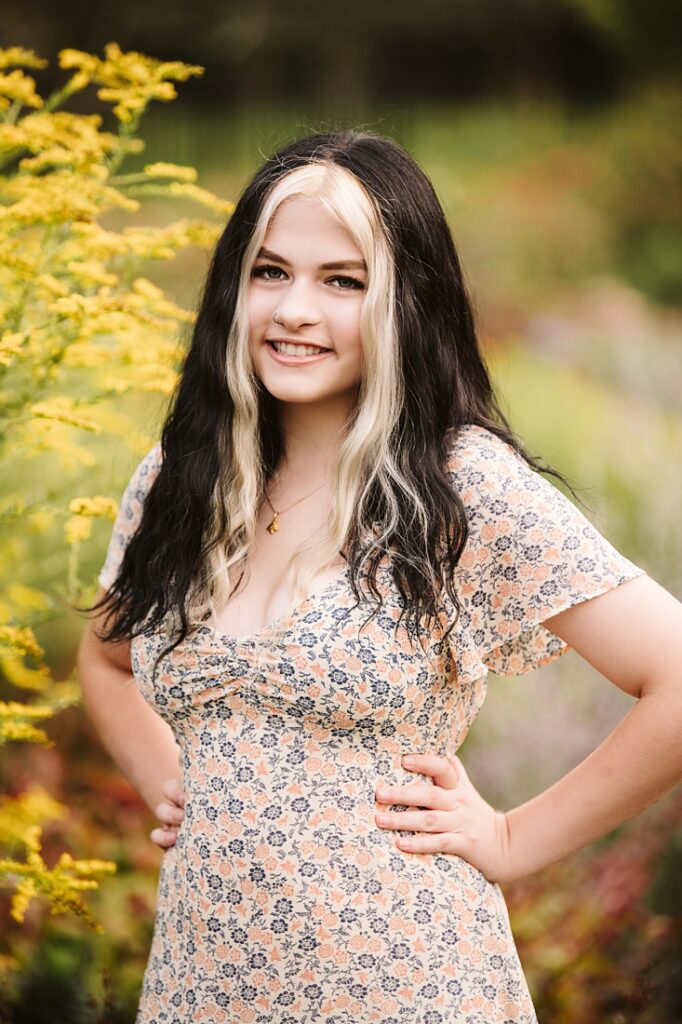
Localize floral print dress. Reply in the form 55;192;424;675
97;424;645;1023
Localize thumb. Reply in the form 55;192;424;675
446;753;471;788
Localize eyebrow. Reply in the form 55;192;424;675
256;247;367;271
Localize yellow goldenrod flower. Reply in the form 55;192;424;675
131;276;163;300
26;510;56;533
0;832;116;933
0;47;48;71
0;788;68;849
0;41;233;936
57;49;99;77
0;720;53;748
30;401;101;433
64;515;92;544
68;496;118;519
167;180;236;215
0;701;54;720
0;626;44;661
35;274;70;297
144;161;198;182
0;331;26;367
0;653;51;692
66;260;119;287
0;70;43;110
5;583;50;612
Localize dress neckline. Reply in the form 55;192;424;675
198;563;350;646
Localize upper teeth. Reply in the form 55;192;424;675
272;341;328;357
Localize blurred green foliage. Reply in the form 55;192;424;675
0;49;680;1022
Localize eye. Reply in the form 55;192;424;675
329;275;365;291
252;264;286;281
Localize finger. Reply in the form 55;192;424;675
161;778;185;807
154;800;185;826
375;808;456;833
375;784;455;811
393;831;468;856
401;753;459;790
446;755;479;797
150;827;178;848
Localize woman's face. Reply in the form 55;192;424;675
247;195;367;410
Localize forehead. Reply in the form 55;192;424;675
263;196;362;259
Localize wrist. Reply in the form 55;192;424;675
491;809;533;886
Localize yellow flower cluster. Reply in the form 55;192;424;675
68;496;118;518
0;827;116;933
0;41;234;938
145;161;198;182
0;652;51;692
59;42;203;123
30;400;102;433
0;624;44;661
65;495;119;544
0;700;55;748
0;786;68;850
1;112;118;174
0;47;48;71
0;330;25;367
1;168;140;227
0;69;43;111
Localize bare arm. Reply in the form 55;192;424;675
502;573;682;877
77;588;182;816
374;574;682;882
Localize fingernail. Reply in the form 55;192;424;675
402;755;416;766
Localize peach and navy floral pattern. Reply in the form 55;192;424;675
98;425;644;1023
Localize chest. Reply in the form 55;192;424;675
210;498;346;640
132;559;489;751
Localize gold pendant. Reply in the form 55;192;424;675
266;511;279;534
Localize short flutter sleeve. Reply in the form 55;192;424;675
97;442;163;592
445;424;646;676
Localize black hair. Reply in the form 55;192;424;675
84;129;575;670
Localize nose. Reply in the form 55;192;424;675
271;277;322;330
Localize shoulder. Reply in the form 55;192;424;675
444;423;571;537
116;441;163;516
129;441;163;491
444;423;531;490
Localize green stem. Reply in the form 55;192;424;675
41;75;87;114
108;172;156;186
67;540;80;603
5;224;58;333
0;77;85;173
105;109;145;178
2;98;23;126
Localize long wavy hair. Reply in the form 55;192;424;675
88;129;574;670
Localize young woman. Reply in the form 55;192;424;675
78;130;682;1023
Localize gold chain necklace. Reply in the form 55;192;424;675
263;480;327;534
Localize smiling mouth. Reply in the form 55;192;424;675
267;339;332;357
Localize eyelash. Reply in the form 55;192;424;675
251;264;365;291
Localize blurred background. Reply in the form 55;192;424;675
0;1;680;1021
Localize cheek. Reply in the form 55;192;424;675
248;288;273;332
335;300;363;348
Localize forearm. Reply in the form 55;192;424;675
79;656;182;814
504;687;682;880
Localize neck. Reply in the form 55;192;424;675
276;394;355;483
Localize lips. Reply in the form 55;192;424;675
265;340;334;364
267;339;332;353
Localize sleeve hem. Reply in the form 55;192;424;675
484;564;647;676
539;565;647;627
